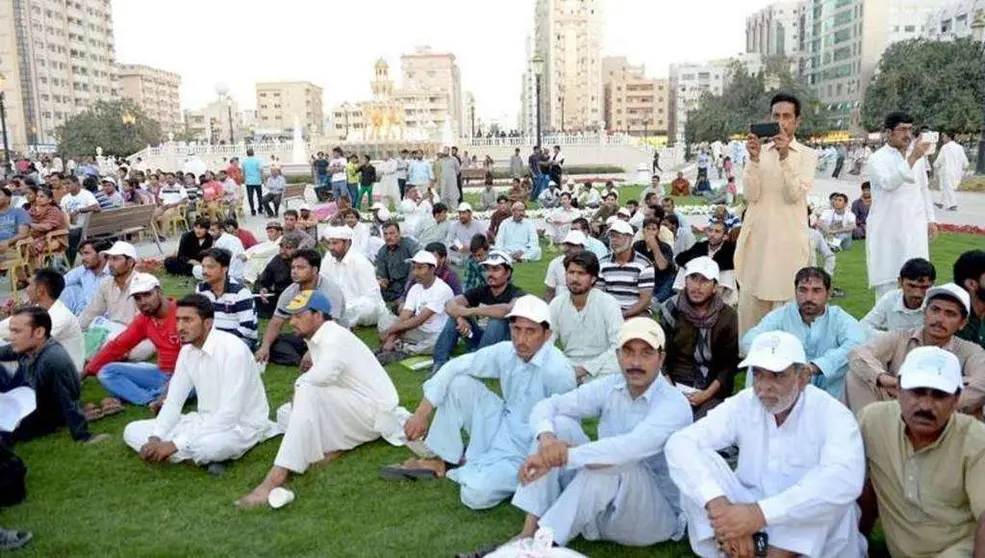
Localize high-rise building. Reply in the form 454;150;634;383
519;34;538;139
803;0;944;131
669;61;729;144
602;56;669;137
0;0;119;150
400;46;463;138
746;1;808;74
118;64;181;134
534;0;603;132
924;0;985;40
255;81;324;138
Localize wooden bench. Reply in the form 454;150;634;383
84;205;164;254
282;183;309;210
462;168;486;183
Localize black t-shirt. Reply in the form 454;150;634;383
633;239;676;280
464;283;525;308
314;158;329;175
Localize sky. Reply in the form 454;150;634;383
113;0;776;124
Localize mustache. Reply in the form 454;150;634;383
626;367;645;375
914;409;936;421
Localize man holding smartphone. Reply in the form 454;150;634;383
735;93;818;336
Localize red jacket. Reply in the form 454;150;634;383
237;229;258;249
85;300;182;376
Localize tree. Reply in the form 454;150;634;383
685;60;827;145
862;38;984;133
56;99;163;158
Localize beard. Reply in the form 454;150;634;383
758;388;800;415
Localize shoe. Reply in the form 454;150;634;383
934;202;943;209
377;350;408;366
206;461;230;477
947;206;958;211
0;528;32;551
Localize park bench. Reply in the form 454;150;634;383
282;183;309;210
84;205;164;253
462;168;486;183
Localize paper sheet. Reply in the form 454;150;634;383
0;386;36;433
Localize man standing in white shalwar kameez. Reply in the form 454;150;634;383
866;111;938;301
379;295;576;510
504;317;691;550
123;294;280;467
665;331;866;558
237;290;404;507
933;131;969;212
320;226;386;326
438;148;461;207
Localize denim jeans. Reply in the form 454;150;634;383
96;362;169;405
432;317;510;371
530;175;549;201
331;180;348;201
653;273;675;304
347;183;359;204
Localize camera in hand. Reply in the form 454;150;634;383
749;122;780;139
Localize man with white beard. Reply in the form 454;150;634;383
865;111;938;301
320;226;385;326
666;331;867;558
933;131;969;212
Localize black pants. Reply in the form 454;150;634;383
246;184;263;215
269;333;306;366
398;178;407;199
456;174;463;200
832;157;845;178
262;193;282;217
65;227;84;267
164;256;194;276
11;363;88;443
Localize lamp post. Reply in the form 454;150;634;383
214;83;234;145
0;75;10;178
972;12;985;174
470;104;476;138
532;53;545;147
559;83;565;133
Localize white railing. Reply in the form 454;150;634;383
461;133;660;153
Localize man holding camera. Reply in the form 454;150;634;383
735;93;818;336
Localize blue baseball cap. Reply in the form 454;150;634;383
285;290;333;316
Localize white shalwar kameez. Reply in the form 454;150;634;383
242;237;282;284
865;144;936;297
422;341;577;510
512;374;692;546
320;248;386;326
123;329;281;464
273;320;404;473
544;207;579;244
934;140;969;209
665;386;866;558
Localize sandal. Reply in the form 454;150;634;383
378;464;438;481
83;403;104;422
100;397;125;417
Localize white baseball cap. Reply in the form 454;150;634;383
738;331;807;372
618;317;666;350
322;226;353;241
505;295;551;326
128;272;160;296
617;207;632;217
457;202;473;213
926;283;971;317
608;220;634;236
898;346;963;394
406;250;438;266
377;208;391;221
371;202;385;210
562;230;587;246
299;203;311;211
605;215;618;226
102;241;137;260
100;176;117;187
685;256;720;282
480;250;513;268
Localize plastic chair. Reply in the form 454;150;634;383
0;239;32;294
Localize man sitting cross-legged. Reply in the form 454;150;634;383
666;330;867;558
123;294;280;470
195;247;259;350
506;317;692;549
320;226;386;327
431;250;524;373
858;346;985;558
860;257;935;338
237;290;404;508
379;295;576;510
549;250;624;383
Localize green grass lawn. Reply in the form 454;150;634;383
3;232;982;557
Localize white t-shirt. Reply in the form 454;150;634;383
330;157;347;183
158;185;188;206
59;189;99;227
544;255;567;297
402;277;454;335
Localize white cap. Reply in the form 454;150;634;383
377;208;391;221
102;241;137;260
605;215;618;226
608;220;634;236
371;202;385;210
298;203;311;211
456;202;473;213
898;346;963;395
565;178;575;187
480;249;513;268
406;249;438;266
128;272;160;296
617;207;631;217
323;226;353;241
684;256;720;281
100;176;116;186
562;230;587;246
926;283;971;316
399;199;416;214
505;295;551;326
738;330;807;372
618;317;666;350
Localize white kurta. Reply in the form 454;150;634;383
274;320;403;473
123;329;281;464
242;237;282;284
321;249;386;326
544;207;579;243
548;290;624;378
665;386;866;558
865;144;936;288
934;141;969;209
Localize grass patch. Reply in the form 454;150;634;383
3;234;981;557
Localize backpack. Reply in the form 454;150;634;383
0;440;27;507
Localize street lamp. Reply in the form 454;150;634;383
972;12;985;174
0;75;10;178
215;83;235;144
532;53;545;147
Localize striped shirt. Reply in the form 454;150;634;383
195;279;259;348
597;252;655;310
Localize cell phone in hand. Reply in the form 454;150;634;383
749;122;780;139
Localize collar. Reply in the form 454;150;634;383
520;340;554;369
202;277;238;296
765;137;804;152
614;373;663;403
892;290;925;314
192;328;220;357
909;327;955;351
309;320;334;346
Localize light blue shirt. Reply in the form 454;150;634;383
495;218;542;261
265;174;286;195
583;235;609;260
742;302;865;400
241;156;264;185
531;373;692;471
407;160;434;187
424;340;576;464
60;265;110;315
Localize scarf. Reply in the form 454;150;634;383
664;293;725;387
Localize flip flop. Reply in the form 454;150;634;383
100;397;125;417
83;403;104;423
378;465;438;481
